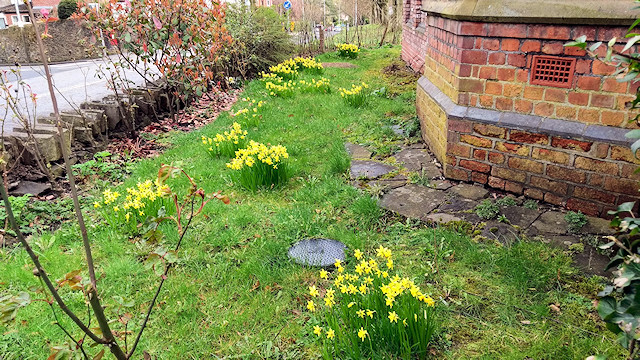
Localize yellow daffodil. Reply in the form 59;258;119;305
313;325;322;336
326;328;335;339
357;327;368;341
388;311;399;323
309;285;319;297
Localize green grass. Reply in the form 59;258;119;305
0;47;624;359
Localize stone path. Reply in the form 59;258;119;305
346;141;615;276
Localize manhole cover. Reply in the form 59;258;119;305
288;238;346;267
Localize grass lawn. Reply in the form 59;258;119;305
0;46;625;359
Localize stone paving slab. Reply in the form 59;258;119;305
379;185;447;219
369;175;408;190
529;211;567;235
450;184;489;201
424;213;462;224
350;160;395;180
345;143;372;159
393;148;432;172
502;206;541;229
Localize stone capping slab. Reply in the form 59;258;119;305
421;0;636;25
417;76;633;146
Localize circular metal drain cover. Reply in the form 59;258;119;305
288;238;346;267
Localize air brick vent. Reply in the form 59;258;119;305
530;55;576;88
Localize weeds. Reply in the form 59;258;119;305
475;200;500;220
565;211;588;233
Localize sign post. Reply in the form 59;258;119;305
283;1;291;32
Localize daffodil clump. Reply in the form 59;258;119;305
299;78;331;94
287;56;324;74
268;62;299;80
305;246;436;359
337;43;360;59
232;97;266;127
94;180;170;231
226;140;290;191
339;82;370;107
265;79;297;98
202;122;248;158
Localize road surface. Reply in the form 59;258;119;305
0;56;147;135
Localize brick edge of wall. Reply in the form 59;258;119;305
417;75;640;217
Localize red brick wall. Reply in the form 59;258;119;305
401;0;427;73
417;15;639;127
445;118;639;216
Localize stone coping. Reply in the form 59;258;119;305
421;0;637;25
417;76;633;146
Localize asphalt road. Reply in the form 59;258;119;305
0;57;147;135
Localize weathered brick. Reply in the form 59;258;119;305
534;102;554;117
447;143;472;158
460;134;493;148
488;152;505;164
568;92;589;106
594;143;610;159
508;53;527;67
459;79;485;93
564;46;587;56
547;165;587;183
485;82;502;95
505;181;524;194
593;60;616;75
528;25;571;40
611;145;640;163
544;88;566;102
510;130;549;145
524;86;544;100
488;176;506;189
530;175;569;193
460;159;491;173
488;23;528;38
491;167;527;182
461;50;488;64
521;40;541;52
542;42;564;55
620;164;640;180
473;149;488;160
497;68;516;81
482;39;500;50
555;106;577;120
488;52;506;65
531;148;570;164
577;108;601;123
516;69;529;82
446;167;470;181
573;186;616;204
474;124;506;138
501;38;520;51
459;22;487;36
524;188;544;200
566;198;600;216
496;142;530;156
479;95;494;107
471;171;489;184
577;76;600;91
514;99;533;113
575;156;619;174
603;78;628;93
544;192;565;206
575;59;592;74
551;137;592;152
601;111;625;126
459;64;472;77
449;118;473;133
508;157;544;173
496;97;514;111
589;173;605;187
591;94;615;108
476;66;496;80
503;83;523;97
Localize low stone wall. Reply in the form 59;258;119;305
418;76;639;217
0;20;102;64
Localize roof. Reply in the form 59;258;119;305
0;3;29;13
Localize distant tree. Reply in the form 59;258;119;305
57;0;77;19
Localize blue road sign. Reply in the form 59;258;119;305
283;0;292;10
